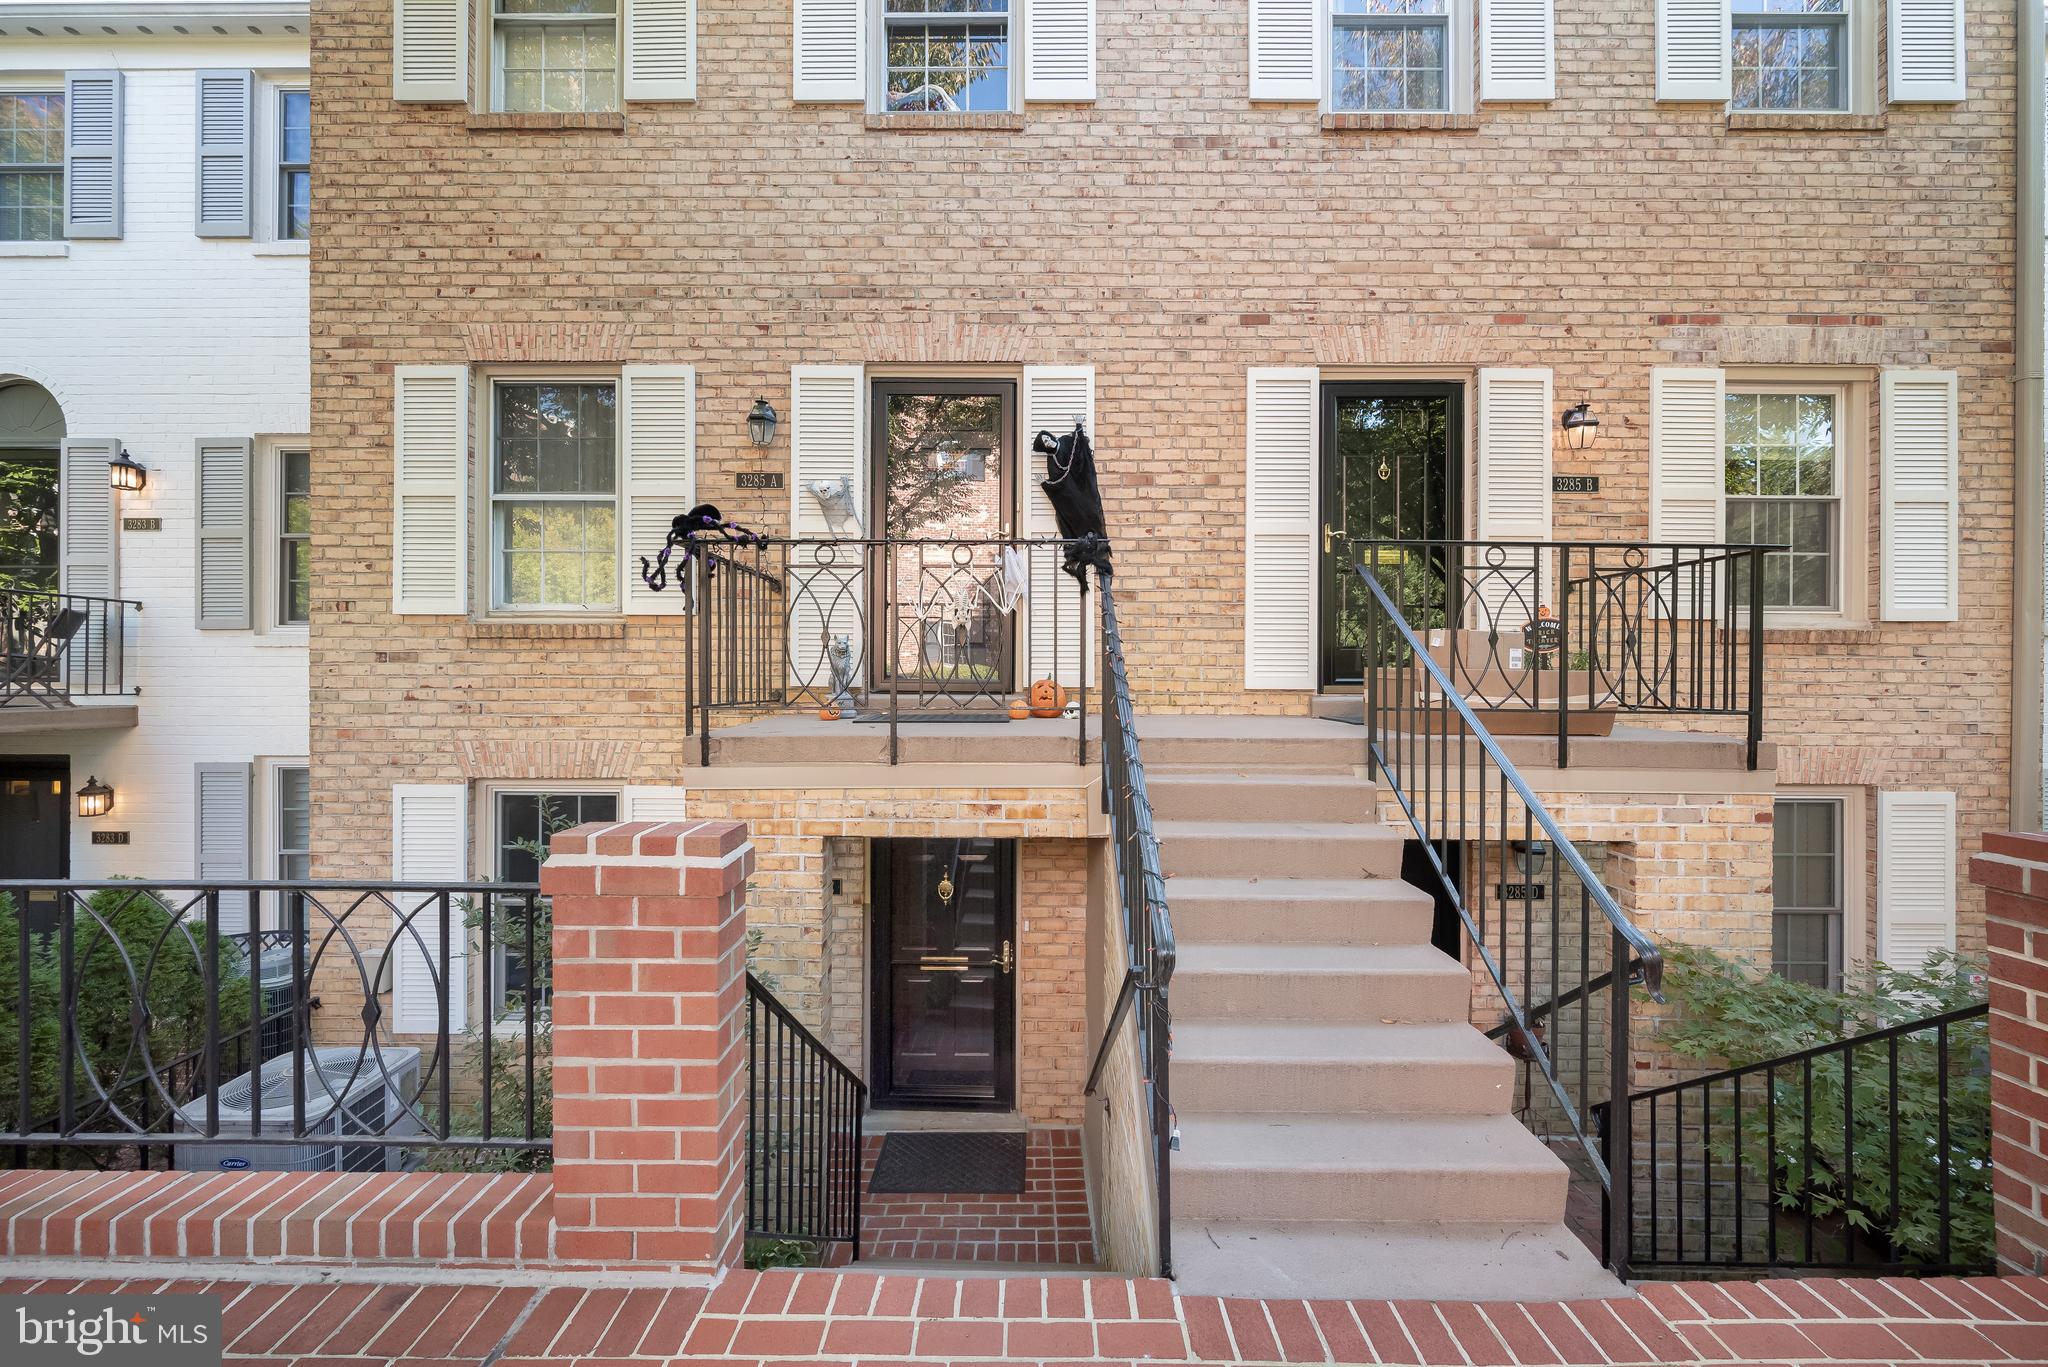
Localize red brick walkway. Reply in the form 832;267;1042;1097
860;1127;1096;1264
7;1267;2048;1365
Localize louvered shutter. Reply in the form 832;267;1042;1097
621;365;695;616
624;0;696;101
391;783;469;1034
794;0;865;101
393;0;469;102
790;365;867;691
1656;0;1731;101
1022;366;1095;688
1481;0;1555;101
1880;369;1959;622
1245;368;1318;690
1877;790;1957;972
59;438;122;681
1249;0;1320;101
1476;368;1554;625
194;70;253;237
392;365;469;616
623;785;689;820
196;438;254;630
1025;0;1096;101
195;763;254;936
63;71;122;239
1889;0;1965;102
1649;368;1725;617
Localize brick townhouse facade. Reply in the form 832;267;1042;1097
302;0;2022;1290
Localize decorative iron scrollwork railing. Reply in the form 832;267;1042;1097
1;587;140;708
745;972;866;1255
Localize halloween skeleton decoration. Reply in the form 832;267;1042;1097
823;632;863;717
637;502;766;601
1033;422;1112;583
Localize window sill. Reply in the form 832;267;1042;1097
469;619;627;640
1321;112;1479;133
1726;111;1885;134
864;112;1025;133
467;111;626;133
0;241;68;258
251;240;309;257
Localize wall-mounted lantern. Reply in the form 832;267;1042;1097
747;398;779;447
77;776;114;818
1559;400;1600;452
107;449;148;492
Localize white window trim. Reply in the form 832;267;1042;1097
0;80;67;246
483;0;624;114
474;367;625;619
1776;785;1870;981
253;756;312;932
1722;369;1870;630
254;434;312;640
269;79;309;244
1727;1;1877;116
476;781;621;1032
1326;0;1472;116
868;0;1022;115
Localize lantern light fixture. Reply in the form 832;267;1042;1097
1559;400;1600;452
746;398;778;447
77;776;114;818
108;449;147;492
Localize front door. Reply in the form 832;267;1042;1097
870;836;1017;1110
1319;382;1462;688
0;757;68;880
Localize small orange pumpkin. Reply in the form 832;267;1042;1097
1027;678;1068;719
818;704;841;721
1008;699;1030;720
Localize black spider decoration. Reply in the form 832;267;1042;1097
638;502;767;597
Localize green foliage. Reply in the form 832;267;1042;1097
744;1236;819;1271
0;893;61;1122
1656;943;1991;1266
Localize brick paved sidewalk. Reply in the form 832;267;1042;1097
6;1267;2047;1365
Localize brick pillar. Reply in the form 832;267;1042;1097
540;818;754;1270
1970;831;2048;1275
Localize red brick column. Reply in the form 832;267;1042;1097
1970;831;2048;1275
540;818;754;1270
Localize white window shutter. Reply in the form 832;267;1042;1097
393;0;469;101
1480;0;1556;101
59;438;121;680
1245;367;1318;690
392;365;469;616
63;71;122;239
1649;367;1725;543
790;365;867;690
1476;368;1553;623
1022;366;1096;688
623;785;689;820
624;0;697;101
1880;369;1959;622
621;365;696;616
195;763;254;936
1889;0;1965;102
1655;0;1731;101
195;70;253;237
1249;0;1321;101
1026;0;1097;101
392;783;470;1034
196;438;254;630
794;0;865;101
1876;790;1957;972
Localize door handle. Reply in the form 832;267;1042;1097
997;940;1014;975
1323;523;1337;554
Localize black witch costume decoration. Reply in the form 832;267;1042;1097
638;502;767;602
1032;422;1113;583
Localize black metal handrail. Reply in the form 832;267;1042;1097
1082;566;1176;1278
1354;539;1770;768
680;536;1092;766
1617;1001;1992;1277
745;972;866;1254
1;587;140;707
3;880;549;1156
1357;565;1661;1280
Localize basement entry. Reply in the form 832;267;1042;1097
869;1130;1029;1195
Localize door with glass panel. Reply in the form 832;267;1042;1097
869;380;1016;695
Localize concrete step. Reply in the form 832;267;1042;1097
1164;876;1433;947
1136;720;1372;771
1172;1021;1514;1115
1172;943;1471;1023
1147;770;1376;824
1171;1112;1570;1225
1156;820;1405;881
1168;1220;1623;1301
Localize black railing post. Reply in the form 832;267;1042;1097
1746;546;1765;771
886;539;900;766
697;553;714;768
1607;925;1633;1282
1556;544;1572;771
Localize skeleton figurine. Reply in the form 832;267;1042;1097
824;632;863;718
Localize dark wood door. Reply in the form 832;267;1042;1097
870;837;1016;1110
1319;382;1462;688
0;758;67;881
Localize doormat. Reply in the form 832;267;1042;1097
869;1130;1029;1194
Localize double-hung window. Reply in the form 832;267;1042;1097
883;0;1013;113
277;89;310;240
1772;797;1844;989
0;91;63;242
1725;387;1843;612
279;447;311;625
276;766;312;881
1331;0;1450;114
490;380;619;612
1731;1;1847;113
492;790;617;1022
492;0;620;113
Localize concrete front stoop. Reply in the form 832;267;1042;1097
1147;730;1622;1301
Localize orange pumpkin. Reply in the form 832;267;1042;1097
1027;678;1068;718
1008;699;1030;720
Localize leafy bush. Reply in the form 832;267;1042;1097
1656;943;1991;1266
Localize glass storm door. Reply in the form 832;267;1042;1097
871;837;1016;1110
1320;382;1461;687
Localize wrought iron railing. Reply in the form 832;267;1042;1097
1082;567;1176;1278
745;972;866;1254
1616;1002;1992;1277
1357;565;1662;1279
679;536;1092;765
1;587;140;707
1353;540;1771;768
2;881;549;1161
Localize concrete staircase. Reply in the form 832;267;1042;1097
1144;725;1619;1301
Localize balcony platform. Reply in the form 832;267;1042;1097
0;700;138;734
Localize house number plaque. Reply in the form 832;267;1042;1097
736;472;784;490
122;517;162;531
1552;476;1600;494
91;830;131;845
1497;882;1547;902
